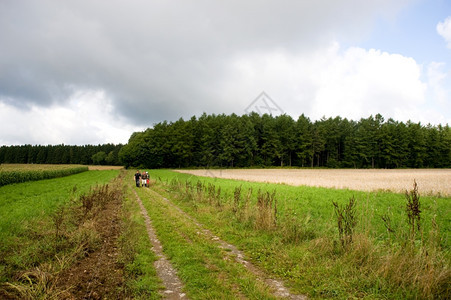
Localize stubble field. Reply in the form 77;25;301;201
177;168;451;196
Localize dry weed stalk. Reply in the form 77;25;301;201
232;185;242;213
256;189;277;230
239;187;253;223
52;206;66;251
207;183;216;205
405;180;421;240
332;196;357;248
196;180;203;201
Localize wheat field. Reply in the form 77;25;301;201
176;169;451;196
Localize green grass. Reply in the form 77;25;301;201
149;169;450;247
118;186;162;299
0;169;119;282
144;169;450;299
0;167;163;299
4;167;446;298
134;180;276;299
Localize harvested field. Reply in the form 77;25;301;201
176;169;451;196
88;165;124;170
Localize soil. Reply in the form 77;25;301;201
56;187;128;299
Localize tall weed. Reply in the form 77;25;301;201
256;189;277;230
405;180;421;240
332;196;357;248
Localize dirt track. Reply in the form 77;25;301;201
133;189;187;299
176;169;451;196
144;187;308;300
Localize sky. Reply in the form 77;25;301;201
0;0;450;146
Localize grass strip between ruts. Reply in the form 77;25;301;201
119;184;162;299
135;184;276;299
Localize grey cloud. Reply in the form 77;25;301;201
0;0;413;126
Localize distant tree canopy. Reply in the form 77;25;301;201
118;113;451;169
2;113;449;169
0;144;123;166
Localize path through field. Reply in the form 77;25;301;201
133;189;187;299
137;185;307;299
177;169;451;196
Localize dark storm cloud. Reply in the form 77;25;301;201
0;0;412;126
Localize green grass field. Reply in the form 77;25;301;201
1;165;449;299
0;169;119;282
0;166;165;299
140;169;450;299
148;169;450;246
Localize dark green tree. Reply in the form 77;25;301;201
92;151;107;165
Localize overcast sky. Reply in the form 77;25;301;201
1;0;450;145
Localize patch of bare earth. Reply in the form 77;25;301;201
177;169;451;196
56;187;128;299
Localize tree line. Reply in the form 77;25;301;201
1;113;449;169
0;144;123;166
119;113;451;169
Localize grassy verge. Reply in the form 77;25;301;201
0;169;119;283
146;169;450;299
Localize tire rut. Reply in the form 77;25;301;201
146;187;308;300
133;189;187;300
